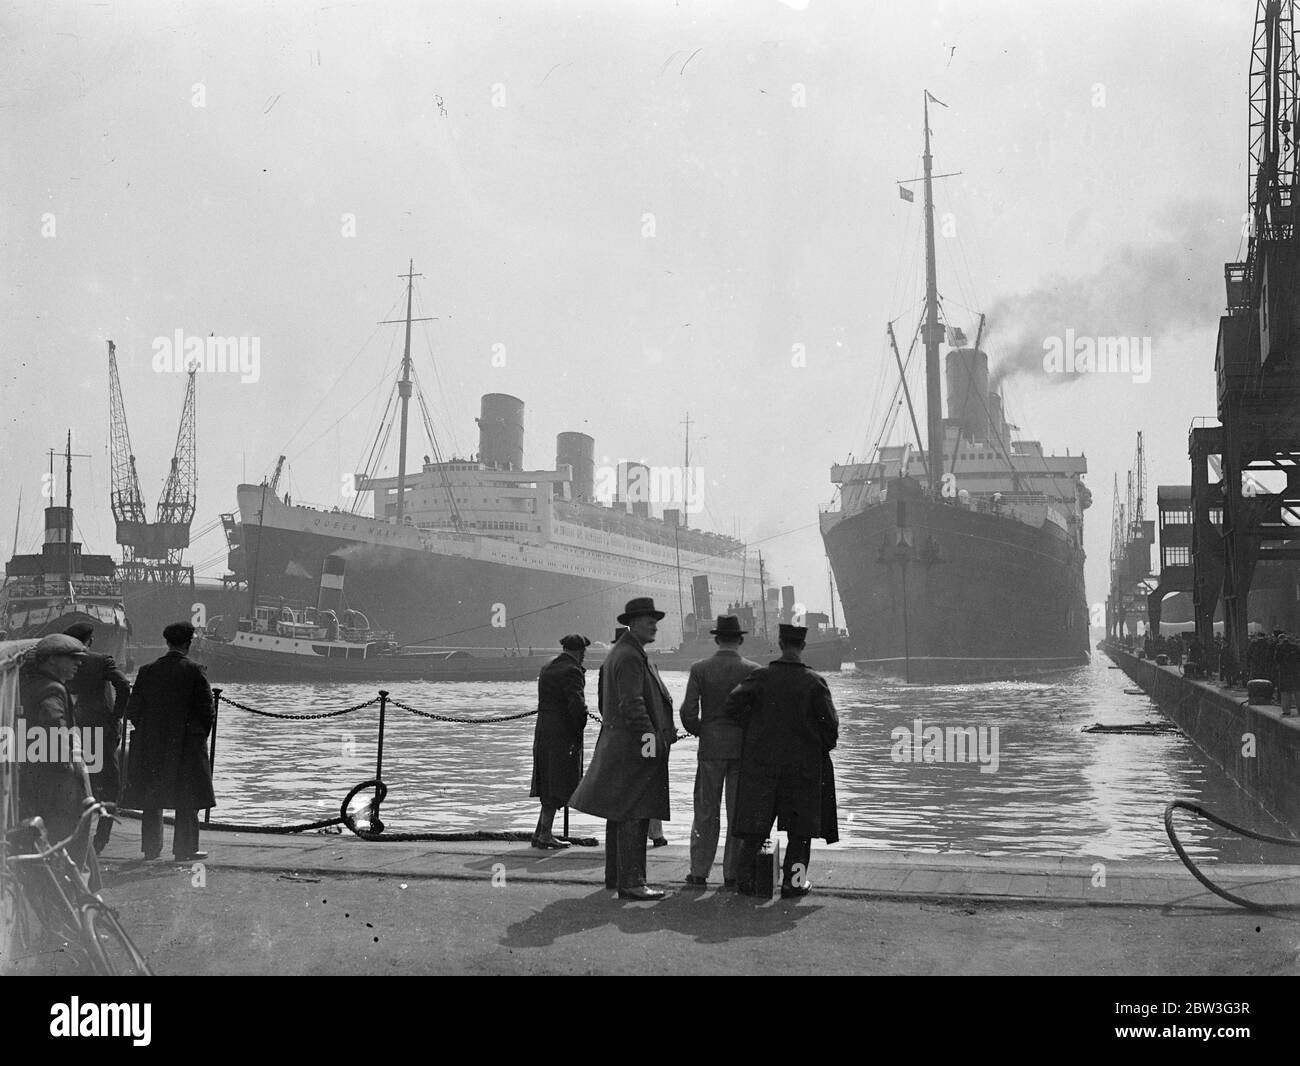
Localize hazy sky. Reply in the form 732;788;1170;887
1;0;1253;624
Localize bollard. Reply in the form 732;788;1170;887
371;689;388;833
206;688;222;827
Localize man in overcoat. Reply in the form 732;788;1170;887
530;633;591;848
568;597;675;900
63;622;132;853
725;623;839;899
123;621;216;861
679;615;759;888
17;634;92;855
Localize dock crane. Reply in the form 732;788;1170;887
1192;0;1300;659
107;341;197;586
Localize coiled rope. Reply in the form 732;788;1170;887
1163;799;1300;910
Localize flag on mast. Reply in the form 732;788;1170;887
899;185;914;202
925;90;949;108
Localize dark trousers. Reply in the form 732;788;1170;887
88;725;121;853
735;833;813;891
142;807;199;858
604;818;649;890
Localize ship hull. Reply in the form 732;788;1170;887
238;519;714;654
191;633;551;683
3;608;128;664
823;492;1088;683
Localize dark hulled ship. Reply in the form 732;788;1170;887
820;95;1091;682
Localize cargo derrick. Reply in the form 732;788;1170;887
107;340;197;586
1203;0;1300;661
1106;435;1155;641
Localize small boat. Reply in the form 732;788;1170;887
191;555;552;682
192;602;555;682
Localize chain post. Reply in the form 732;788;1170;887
206;687;221;826
370;689;388;833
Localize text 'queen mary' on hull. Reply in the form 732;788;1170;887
819;93;1091;683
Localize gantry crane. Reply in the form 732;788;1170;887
107;341;197;586
1193;0;1300;659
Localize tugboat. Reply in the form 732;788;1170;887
191;555;551;682
0;433;129;660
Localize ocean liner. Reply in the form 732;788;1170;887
232;263;760;654
819;95;1091;682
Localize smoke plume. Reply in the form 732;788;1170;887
985;199;1230;387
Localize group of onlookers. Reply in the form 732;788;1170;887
529;597;839;901
1136;628;1300;716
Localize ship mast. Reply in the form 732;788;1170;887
65;431;74;587
395;261;418;525
379;260;434;525
921;91;945;497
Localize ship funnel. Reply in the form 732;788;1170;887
987;391;1007;447
945;348;991;444
781;585;796;624
556;432;595;500
317;554;346;614
691;575;713;623
616;462;651;506
477;394;525;471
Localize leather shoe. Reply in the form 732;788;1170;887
683;874;707;887
617;885;667;901
780;883;812;899
174;851;209;862
735;882;761;897
531;836;571;849
141;851;161;862
651;837;668;847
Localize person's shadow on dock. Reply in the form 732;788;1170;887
499;888;817;949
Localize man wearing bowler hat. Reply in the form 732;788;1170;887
569;597;676;900
725;622;839;899
679;615;759;889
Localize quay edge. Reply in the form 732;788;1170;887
1102;643;1300;834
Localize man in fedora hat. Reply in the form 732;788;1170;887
679;615;759;889
569;597;676;900
725;623;839;899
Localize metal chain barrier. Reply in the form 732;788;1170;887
386;697;540;724
144;687;695;844
217;694;380;720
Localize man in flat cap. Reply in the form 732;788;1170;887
569;597;675;900
725;623;839;899
63;622;131;853
530;634;591;848
680;615;759;889
18;634;93;856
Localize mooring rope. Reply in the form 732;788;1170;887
1163;799;1300;910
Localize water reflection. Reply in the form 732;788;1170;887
204;658;1299;863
